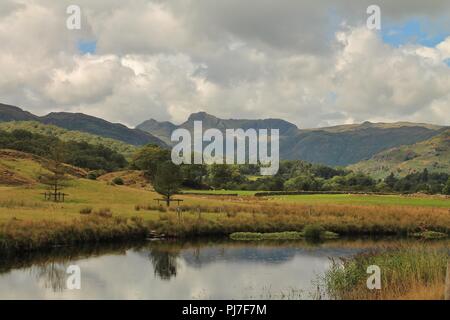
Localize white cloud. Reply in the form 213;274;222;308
0;0;449;128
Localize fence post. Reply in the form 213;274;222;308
445;260;450;300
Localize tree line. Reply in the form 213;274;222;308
130;145;450;198
0;129;127;172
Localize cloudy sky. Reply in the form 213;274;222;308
1;0;450;128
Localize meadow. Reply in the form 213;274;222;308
184;189;450;207
1;153;449;252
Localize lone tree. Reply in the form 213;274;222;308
39;142;69;202
131;144;171;182
153;161;182;206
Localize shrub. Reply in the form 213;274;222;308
87;172;97;180
96;208;113;218
130;216;144;225
112;177;124;185
79;207;92;215
303;224;324;240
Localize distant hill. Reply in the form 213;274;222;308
41;112;166;147
309;121;444;133
349;129;450;179
0;103;39;122
2;104;447;168
0;121;137;158
137;112;446;166
0;104;167;147
283;125;445;166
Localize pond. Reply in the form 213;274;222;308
0;238;441;299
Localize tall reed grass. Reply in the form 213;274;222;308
323;245;449;300
146;202;450;237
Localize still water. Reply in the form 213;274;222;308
0;238;412;299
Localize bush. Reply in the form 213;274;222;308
87;170;106;180
96;208;113;218
303;224;324;240
79;207;92;215
112;177;124;185
87;172;97;180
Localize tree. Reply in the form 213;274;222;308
181;163;207;188
131;144;171;181
284;175;319;191
421;168;429;182
385;172;398;189
153;161;183;206
207;163;233;188
443;178;450;195
39;142;70;202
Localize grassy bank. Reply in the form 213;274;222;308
230;231;305;241
145;202;450;237
0;214;147;253
230;227;339;241
324;245;449;300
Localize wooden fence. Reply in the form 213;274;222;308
42;192;68;202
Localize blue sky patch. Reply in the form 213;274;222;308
78;40;97;54
382;19;448;48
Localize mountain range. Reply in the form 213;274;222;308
1;103;449;169
137;111;448;166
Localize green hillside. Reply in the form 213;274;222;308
0;121;137;158
349;129;450;179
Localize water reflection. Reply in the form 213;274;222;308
0;238;447;299
147;247;179;280
32;262;68;292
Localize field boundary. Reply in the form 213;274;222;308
254;191;402;197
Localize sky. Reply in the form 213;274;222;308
1;0;450;128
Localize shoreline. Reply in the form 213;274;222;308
1;214;448;255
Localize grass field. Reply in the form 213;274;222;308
182;189;258;196
268;194;450;208
183;189;450;208
0;153;449;251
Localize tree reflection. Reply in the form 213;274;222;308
32;262;68;292
148;248;179;280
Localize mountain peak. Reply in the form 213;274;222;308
187;111;218;122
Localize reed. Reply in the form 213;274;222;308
323;245;449;300
146;203;450;237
